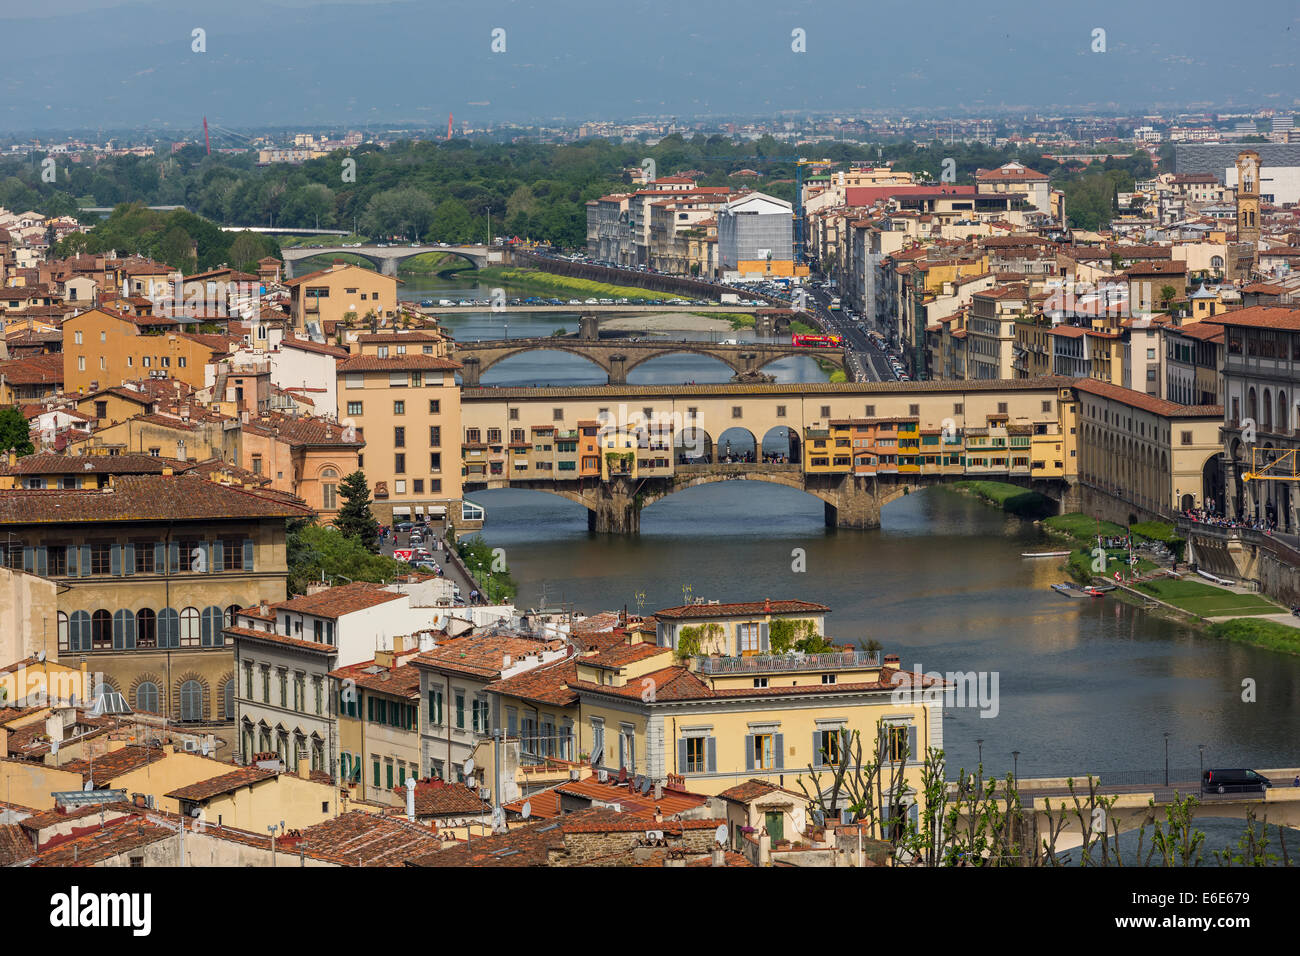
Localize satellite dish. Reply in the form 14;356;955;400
521;800;532;820
201;740;210;756
714;824;727;846
51;740;60;755
36;649;46;663
82;780;92;792
640;778;652;796
463;758;475;777
812;809;826;827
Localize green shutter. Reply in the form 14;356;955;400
706;737;716;773
80;545;91;577
154;541;164;572
744;734;754;771
123;542;134;576
678;739;689;773
774;733;784;771
110;544;121;576
242;538;254;571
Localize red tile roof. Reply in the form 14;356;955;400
653;599;829;620
336;354;461;373
165;766;277;801
0;474;313;525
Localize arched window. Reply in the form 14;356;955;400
91;610;112;649
258;724;271;753
1248;388;1258;424
224;604;241;628
57;611;68;652
1278;391;1288;433
158;608;180;648
69;611;91;653
179;680;204;722
1211;255;1224;272
222;679;235;720
180;607;200;646
135;681;160;715
136;608;157;648
200;606;224;647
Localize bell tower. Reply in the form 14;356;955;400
1236;150;1261;246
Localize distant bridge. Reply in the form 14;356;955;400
961;769;1300;856
281;244;505;277
220;226;349;236
453;337;846;385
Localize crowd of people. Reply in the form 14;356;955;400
1182;507;1278;535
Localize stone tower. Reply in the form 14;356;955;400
1236;150;1261;246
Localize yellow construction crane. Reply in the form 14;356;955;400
1241;446;1300;482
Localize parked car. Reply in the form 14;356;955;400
1202;769;1271;794
395;521;414;533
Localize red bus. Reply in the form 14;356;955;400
792;333;844;348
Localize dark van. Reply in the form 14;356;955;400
1201;769;1271;794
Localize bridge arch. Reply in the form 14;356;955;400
761;425;801;464
467;345;611;385
716;427;758;463
623;346;744;378
675;427;714;464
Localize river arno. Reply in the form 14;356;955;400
465;481;1300;786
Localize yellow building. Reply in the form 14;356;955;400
339;350;463;525
565;600;942;832
166;759;339;831
61;307;234;396
330;649;423;807
286;263;400;331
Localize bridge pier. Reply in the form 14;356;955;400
815;474;912;530
380;257;400;277
608;354;628;386
460;357;481;387
578;313;601;340
586;479;642;534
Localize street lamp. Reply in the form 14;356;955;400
1198;743;1205;777
1164;732;1171;786
976;738;984;768
1011;750;1020;785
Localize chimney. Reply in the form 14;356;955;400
297;757;311;781
712;846;726;867
259;599;269;617
392;634;405;655
883;653;900;668
405;776;417;823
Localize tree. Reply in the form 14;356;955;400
286;519;409;595
226;231;270;273
156;224;197;273
0;407;35;457
334;470;380;550
1159;284;1178;308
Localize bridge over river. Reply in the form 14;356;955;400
453;337;849;385
460;378;1079;532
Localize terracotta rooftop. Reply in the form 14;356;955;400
717;778;804;803
654;599;829;620
328;659;422;699
0;474;312;525
0;453;191;477
1208;306;1300;331
165;765;276;802
292;810;443;866
337;354;460;372
272;582;406;620
413;634;561;680
62;745;168;787
1070;378;1222;418
484;658;580;707
396;780;490;817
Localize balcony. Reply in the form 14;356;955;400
695;650;879;675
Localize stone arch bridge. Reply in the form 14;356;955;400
281;244;503;277
454;338;849;386
466;464;1064;533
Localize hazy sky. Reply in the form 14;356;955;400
1;0;1297;133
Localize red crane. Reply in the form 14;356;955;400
446;112;453;140
203;116;210;155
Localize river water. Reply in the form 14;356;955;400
397;270;1300;810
